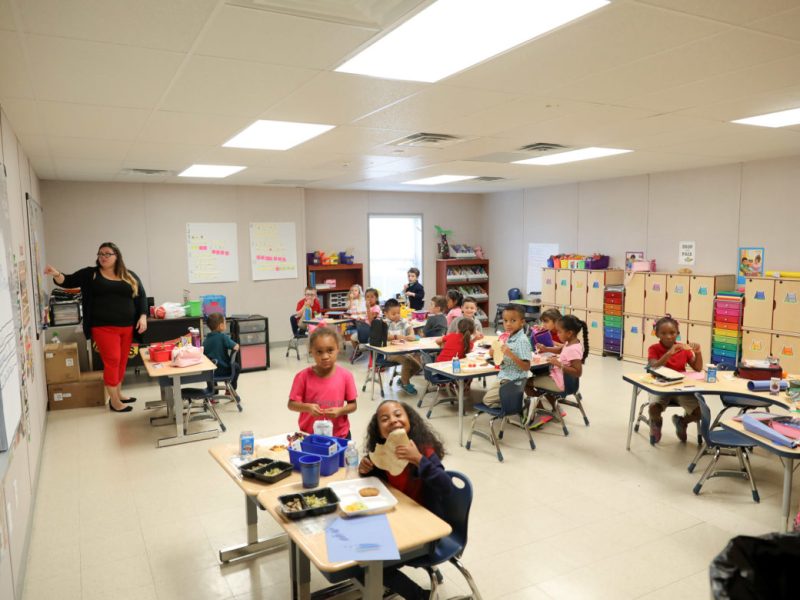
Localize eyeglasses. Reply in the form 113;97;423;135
97;252;116;258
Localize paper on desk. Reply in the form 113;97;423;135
685;372;705;380
326;514;399;562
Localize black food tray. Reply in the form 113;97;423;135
240;458;293;484
278;488;340;520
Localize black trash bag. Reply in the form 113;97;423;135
710;532;800;599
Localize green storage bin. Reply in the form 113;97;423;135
603;315;623;326
712;340;739;352
186;300;202;317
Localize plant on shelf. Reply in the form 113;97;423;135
435;225;452;259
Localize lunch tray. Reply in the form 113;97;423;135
239;458;293;484
278;488;340;520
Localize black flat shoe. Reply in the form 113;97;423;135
121;397;137;404
109;403;133;413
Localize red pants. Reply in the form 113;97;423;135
92;326;134;386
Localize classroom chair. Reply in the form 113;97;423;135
494;287;526;328
688;393;771;473
208;348;242;412
634;396;702;446
691;392;760;503
404;471;483;600
466;380;535;462
172;370;227;433
527;373;589;436
360;319;398;398
417;352;458;416
286;315;309;361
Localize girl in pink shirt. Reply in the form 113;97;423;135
288;327;358;438
530;315;588;392
445;289;463;326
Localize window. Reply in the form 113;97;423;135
368;215;423;301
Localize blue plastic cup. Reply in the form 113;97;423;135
299;455;321;489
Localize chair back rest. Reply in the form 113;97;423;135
368;318;388;346
694;392;712;443
440;471;473;549
508;287;522;301
499;380;525;415
563;374;580;396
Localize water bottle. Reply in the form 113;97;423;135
344;441;359;476
452;355;461;374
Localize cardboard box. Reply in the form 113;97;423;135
47;372;106;410
44;342;81;383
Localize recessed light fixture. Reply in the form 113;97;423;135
513;147;631;165
336;0;609;82
178;164;246;178
731;107;800;128
403;175;479;185
223;119;335;150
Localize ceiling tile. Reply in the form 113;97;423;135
0;98;43;135
18;0;218;52
636;0;800;25
748;6;800;41
0;0;14;31
137;111;252;145
52;157;123;180
26;35;184;108
123;142;206;169
38;102;151;140
447;1;726;95
15;133;50;157
0;31;34;98
197;4;377;70
29;155;56;179
161;55;317;117
262;72;424;125
677;84;800;122
655;127;800;160
47;136;132;161
295;126;415;155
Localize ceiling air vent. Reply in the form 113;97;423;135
389;132;464;149
121;168;174;176
473;176;506;182
518;142;569;153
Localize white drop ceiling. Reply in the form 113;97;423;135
0;0;799;192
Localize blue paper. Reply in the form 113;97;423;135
631;326;638;333
754;291;766;300
326;514;400;562
698;287;708;296
592;281;600;288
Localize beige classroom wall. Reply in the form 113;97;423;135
304;189;486;296
483;154;800;311
40;181;307;341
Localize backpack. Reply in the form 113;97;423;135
368;318;388;347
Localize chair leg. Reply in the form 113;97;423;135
489;417;503;462
465;412;480;450
634;400;650;433
687;441;707;473
425;567;438;600
574;392;589;426
693;448;721;495
498;417;507;440
550;397;569;436
204;399;226;433
451;556;483;600
740;447;760;503
522;413;536;450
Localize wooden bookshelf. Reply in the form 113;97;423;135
307;263;363;312
435;258;490;324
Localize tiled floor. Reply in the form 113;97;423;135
22;347;792;600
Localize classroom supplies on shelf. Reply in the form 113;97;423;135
712;293;743;369
603;285;624;358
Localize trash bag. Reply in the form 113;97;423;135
710;532;800;599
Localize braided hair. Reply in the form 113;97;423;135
557;315;589;363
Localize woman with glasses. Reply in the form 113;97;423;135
45;242;147;413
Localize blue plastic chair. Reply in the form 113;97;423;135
360;319;398;398
210;349;242;412
466;380;535;462
692;393;760;503
529;373;589;436
405;471;483;600
508;287;522;301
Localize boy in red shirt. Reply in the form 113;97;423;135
647;316;703;445
290;287;322;337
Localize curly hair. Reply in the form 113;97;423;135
363;401;446;458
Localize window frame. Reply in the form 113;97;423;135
366;213;424;298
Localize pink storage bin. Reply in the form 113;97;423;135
716;300;743;311
715;305;742;317
716;314;740;324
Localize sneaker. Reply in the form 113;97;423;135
650;419;662;445
672;414;688;442
402;383;417;395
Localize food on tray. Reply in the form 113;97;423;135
287;432;306;444
369;428;410;476
263;468;283;477
344;501;368;512
283;498;304;512
269;444;287;452
359;487;380;497
303;494;329;508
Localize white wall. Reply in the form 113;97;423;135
41;181;307;340
484;154;800;311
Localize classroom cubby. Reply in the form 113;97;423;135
623;315;645;359
587;309;604;352
644;273;667;316
571;270;588;308
686;322;712;365
623;272;646;314
742;329;772;362
742;277;775;330
586;269;624;310
541;269;556;304
665;274;691;320
555;269;572;306
772;279;800;333
773;333;800;374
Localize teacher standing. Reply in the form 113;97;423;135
45;242;148;413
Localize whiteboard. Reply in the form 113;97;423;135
186;223;239;283
526;243;559;293
249;222;298;281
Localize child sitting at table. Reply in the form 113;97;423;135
403;267;426;310
359;400;452;600
528;314;587;394
345;284;368;355
445;289;463;326
365;287;382;324
448;296;483;339
383;298;417;395
482;305;531;407
647;316;703;445
534;307;563;352
203;312;239;378
288;327;357;439
351;288;383;363
422;295;448;338
290;287;322;337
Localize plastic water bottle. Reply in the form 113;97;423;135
452;356;461;374
344;441;359;476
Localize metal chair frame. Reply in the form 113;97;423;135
466;380;535;462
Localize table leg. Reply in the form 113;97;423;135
458;379;465;447
218;495;288;563
781;458;794;532
370;349;377;400
363;561;383;600
291;540;311;600
626;385;640;451
156;374;219;447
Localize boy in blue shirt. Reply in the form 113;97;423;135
203;312;239;378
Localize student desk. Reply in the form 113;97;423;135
256;477;451;600
302;317;354;326
622;373;790;451
720;418;800;532
140;350;220;447
364;337;442;399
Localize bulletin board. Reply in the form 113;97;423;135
186;223;239;283
25;193;47;337
249;222;298;281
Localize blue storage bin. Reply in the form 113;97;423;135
604;327;622;340
288;435;348;476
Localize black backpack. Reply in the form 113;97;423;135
368;318;388;347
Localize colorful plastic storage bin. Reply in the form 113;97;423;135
287;435;348;477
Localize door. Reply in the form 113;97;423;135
644;273;667;317
687;322;712;366
555;269;572;307
571;271;588;308
772;334;800;375
742;329;772;362
624;273;646;315
623;315;644;358
665;274;690;320
587;310;604;351
742;278;775;330
688;276;715;322
773;280;800;333
541;269;556;304
586;271;605;310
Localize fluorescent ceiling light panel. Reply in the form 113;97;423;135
336;0;609;82
732;107;800;128
513;147;631;165
223;119;335;150
178;164;246;178
403;175;478;185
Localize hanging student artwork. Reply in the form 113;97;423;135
737;247;765;285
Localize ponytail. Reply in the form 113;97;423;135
556;315;589;363
456;317;475;357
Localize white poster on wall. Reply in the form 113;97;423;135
679;241;696;266
526;243;559;293
186;223;239;283
0;218;22;451
249;222;298;281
